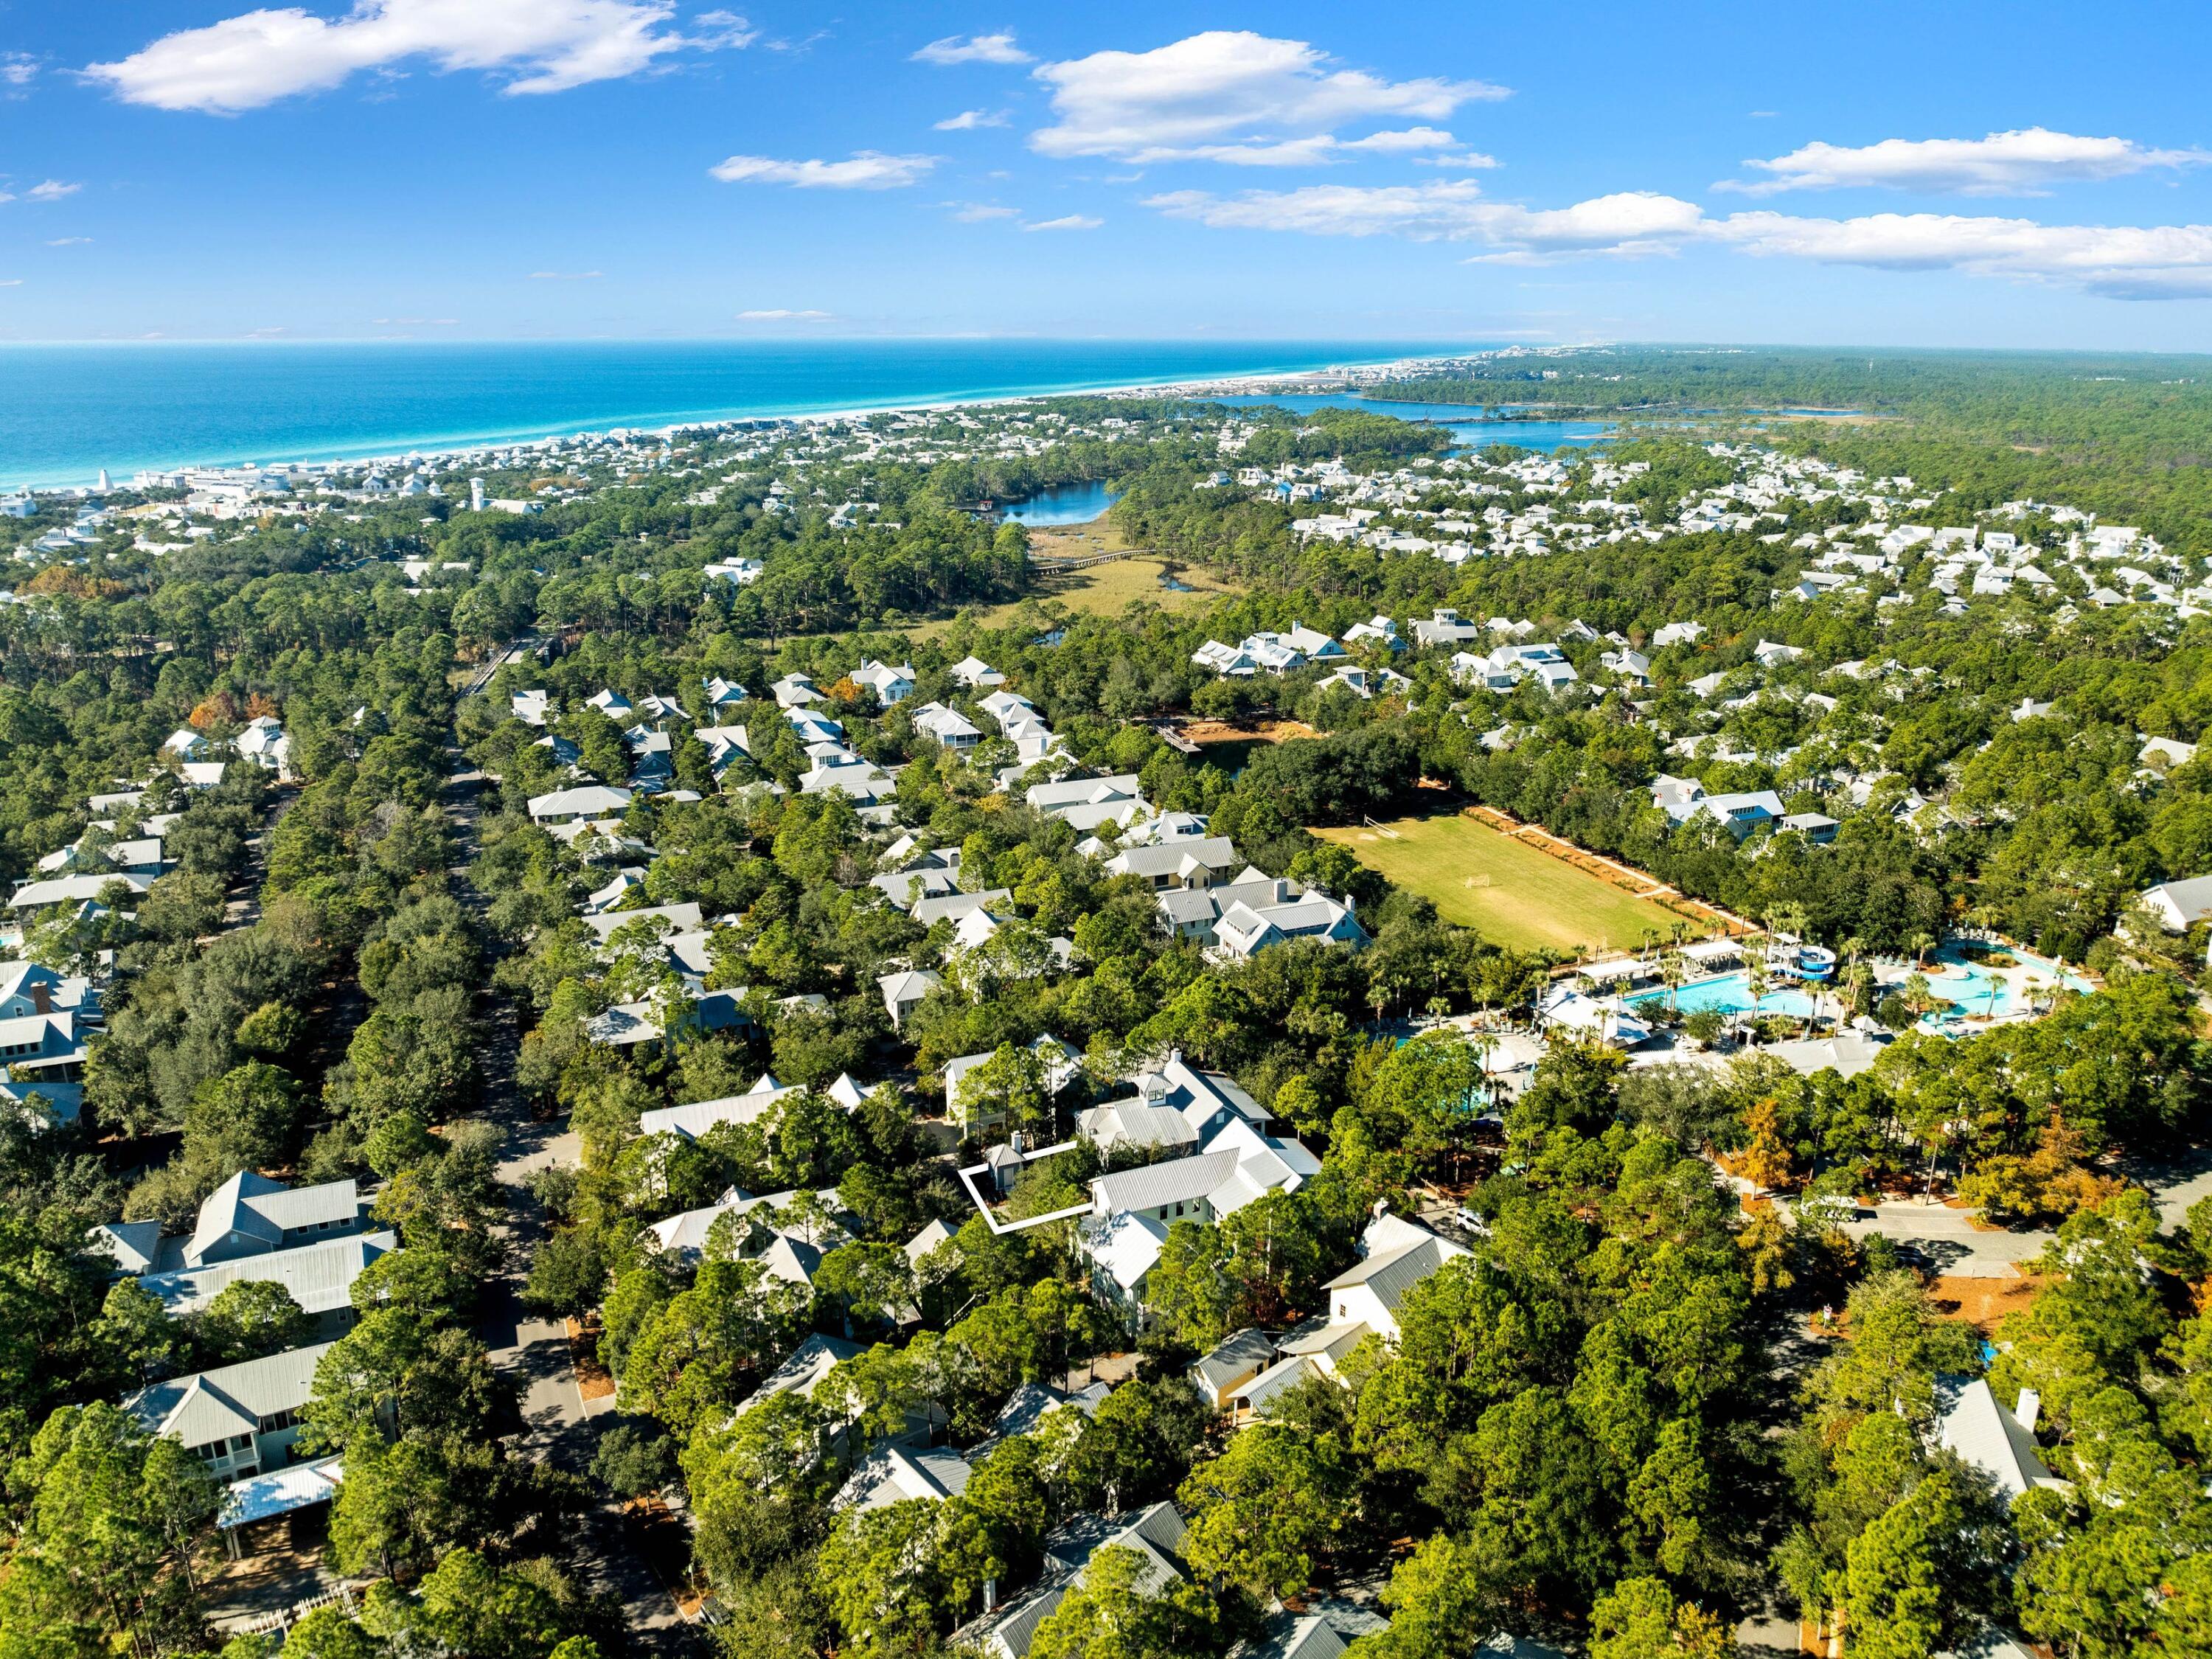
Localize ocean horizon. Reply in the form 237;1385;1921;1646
0;338;1463;490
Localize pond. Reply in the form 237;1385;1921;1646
997;479;1122;525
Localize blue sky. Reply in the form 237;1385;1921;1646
6;2;2212;347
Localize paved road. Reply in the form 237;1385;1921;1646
220;787;292;930
1827;1143;2212;1277
447;754;700;1654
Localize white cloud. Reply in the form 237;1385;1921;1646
46;237;91;246
935;108;1008;131
1710;209;2212;298
1345;126;1460;154
710;150;936;189
1023;214;1101;232
86;0;751;114
0;279;21;288
26;181;79;201
947;202;1019;222
1146;124;1472;168
689;10;757;49
1141;170;2212;299
0;52;37;88
1723;128;2208;197
1145;179;1701;260
914;32;1029;66
737;307;834;320
1031;31;1505;164
529;268;602;279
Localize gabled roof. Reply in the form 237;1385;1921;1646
1103;836;1237;880
1323;1234;1467;1318
139;1230;397;1316
88;1217;166;1274
903;1217;957;1266
1936;1377;2065;1500
1092;1149;1241;1215
734;1332;862;1416
187;1173;358;1267
877;967;944;1002
835;1437;973;1512
582;902;704;942
1191;1326;1277;1394
912;887;1012;927
978;1379;1105;1450
1077;1097;1200;1155
968;1503;1188;1659
122;1341;336;1449
1078;1209;1170;1292
638;1074;802;1142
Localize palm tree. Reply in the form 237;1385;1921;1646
1903;972;1934;1019
1742;955;1770;1046
1660;948;1689;1015
1847;961;1877;1023
1909;930;1937;968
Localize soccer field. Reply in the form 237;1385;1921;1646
1313;812;1714;956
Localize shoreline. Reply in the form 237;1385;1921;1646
10;349;1441;493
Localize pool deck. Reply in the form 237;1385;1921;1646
1602;936;2093;1037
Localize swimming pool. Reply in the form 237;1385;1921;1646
1917;951;2093;1024
1626;972;1820;1020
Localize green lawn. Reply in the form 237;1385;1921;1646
1314;812;1713;956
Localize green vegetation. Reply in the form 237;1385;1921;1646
4;359;2212;1659
1374;344;2212;557
1312;811;1713;955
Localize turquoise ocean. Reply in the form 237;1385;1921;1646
0;339;1465;490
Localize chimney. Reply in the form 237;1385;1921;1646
29;981;49;1016
982;1578;998;1615
2013;1387;2041;1435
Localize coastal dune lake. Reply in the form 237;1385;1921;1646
996;480;1124;525
0;339;1457;488
1214;392;1615;452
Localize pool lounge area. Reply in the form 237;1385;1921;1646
1618;938;2093;1032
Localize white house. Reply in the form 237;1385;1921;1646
950;655;1006;689
2138;874;2212;933
527;785;634;825
877;967;944;1031
851;660;916;705
1102;835;1238;892
910;702;984;751
91;1172;362;1278
943;1034;1081;1134
122;1342;335;1486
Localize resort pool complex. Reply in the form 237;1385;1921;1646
1917;954;2093;1024
1627;973;1819;1020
